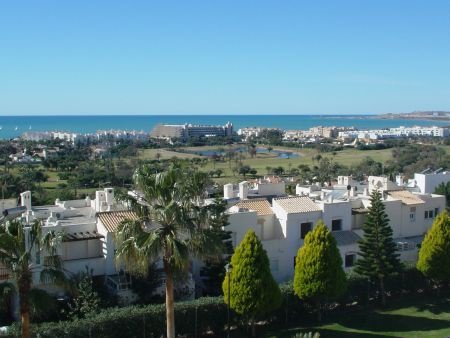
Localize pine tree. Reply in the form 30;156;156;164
293;221;346;321
355;189;401;306
201;198;233;296
222;229;281;337
417;211;450;291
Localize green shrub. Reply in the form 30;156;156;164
6;297;227;338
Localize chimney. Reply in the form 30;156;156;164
223;184;234;199
239;181;248;200
20;191;32;211
104;188;114;211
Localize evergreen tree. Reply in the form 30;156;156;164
200;198;233;296
417;211;450;291
67;268;101;319
355;190;401;306
293;221;346;321
222;229;281;337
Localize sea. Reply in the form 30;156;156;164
0;115;448;140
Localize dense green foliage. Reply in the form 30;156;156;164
293;221;346;319
66;269;101;319
200;198;233;296
435;181;450;207
223;230;281;320
355;190;402;305
7;297;228;338
417;211;450;285
6;266;435;338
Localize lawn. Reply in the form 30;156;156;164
129;145;396;185
266;296;450;338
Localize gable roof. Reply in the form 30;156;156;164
387;190;425;205
233;198;274;216
273;196;321;213
97;210;139;233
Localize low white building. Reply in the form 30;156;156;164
226;175;446;283
412;169;450;194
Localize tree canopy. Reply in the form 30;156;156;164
293;221;346;320
417;211;450;285
223;229;281;335
355;190;401;305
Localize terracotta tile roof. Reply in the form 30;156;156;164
233;198;274;216
97;210;139;233
273;196;321;213
387;190;425;205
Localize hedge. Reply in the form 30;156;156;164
6;297;227;338
4;266;432;337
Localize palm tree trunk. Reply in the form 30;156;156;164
21;311;30;338
18;275;31;338
164;262;175;338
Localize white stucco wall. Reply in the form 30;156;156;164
415;172;450;194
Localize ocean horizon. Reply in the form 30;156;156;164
0;114;447;140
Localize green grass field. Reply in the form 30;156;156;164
266;296;450;338
134;145;394;184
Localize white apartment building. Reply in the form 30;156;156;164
226;175;445;282
1;186;199;306
338;126;449;140
223;175;286;200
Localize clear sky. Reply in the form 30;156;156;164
1;1;450;116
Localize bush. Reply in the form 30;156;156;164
6;297;227;338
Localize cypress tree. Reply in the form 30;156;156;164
355;189;401;306
417;211;450;291
222;229;281;337
293;220;347;321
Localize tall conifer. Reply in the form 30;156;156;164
293;221;347;321
223;229;281;336
355;190;401;305
417;211;450;290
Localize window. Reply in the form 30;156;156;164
410;207;416;222
424;211;429;219
429;210;434;218
345;254;356;268
300;222;312;239
331;219;342;231
435;208;440;217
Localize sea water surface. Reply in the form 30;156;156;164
0;115;447;140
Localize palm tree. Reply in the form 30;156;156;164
0;219;64;338
115;166;224;338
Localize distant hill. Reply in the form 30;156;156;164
379;111;450;121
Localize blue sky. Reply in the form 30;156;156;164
1;1;450;115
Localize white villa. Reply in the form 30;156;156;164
0;170;447;308
225;175;445;283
